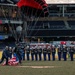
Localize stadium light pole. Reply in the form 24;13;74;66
62;5;65;17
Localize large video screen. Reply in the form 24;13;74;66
46;0;75;4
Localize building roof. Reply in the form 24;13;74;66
46;0;75;4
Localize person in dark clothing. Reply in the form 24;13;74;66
14;45;22;64
20;44;25;60
52;45;56;61
57;45;62;61
69;46;74;61
31;47;34;61
38;46;42;61
20;47;25;61
9;47;12;59
34;47;38;61
26;46;30;61
47;46;51;61
43;46;47;61
63;45;67;61
0;46;9;65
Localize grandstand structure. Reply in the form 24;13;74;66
0;0;75;43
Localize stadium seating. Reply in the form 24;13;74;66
28;21;66;30
49;21;66;29
27;21;43;29
0;43;6;49
0;42;15;50
67;20;75;29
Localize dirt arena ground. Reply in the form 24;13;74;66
0;60;75;75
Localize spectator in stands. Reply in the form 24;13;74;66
12;10;17;19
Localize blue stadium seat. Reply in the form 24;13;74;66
67;21;75;29
28;21;66;30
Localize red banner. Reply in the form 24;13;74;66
60;41;66;45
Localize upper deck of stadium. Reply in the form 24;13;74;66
46;0;75;4
0;0;75;41
0;0;75;4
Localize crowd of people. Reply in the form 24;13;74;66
0;43;75;65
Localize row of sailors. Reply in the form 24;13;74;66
14;45;75;61
13;45;75;61
1;45;75;65
26;45;75;61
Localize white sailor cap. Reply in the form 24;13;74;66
47;46;50;49
58;45;60;47
5;46;9;49
39;46;42;48
9;47;12;49
52;45;55;47
27;46;29;48
30;47;33;50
